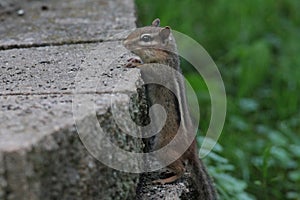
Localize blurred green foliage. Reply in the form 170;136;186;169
135;0;300;199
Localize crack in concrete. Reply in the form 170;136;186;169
0;38;124;51
0;90;135;97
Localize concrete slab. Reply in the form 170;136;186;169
0;93;133;150
0;92;143;199
0;0;136;49
0;40;142;151
0;44;145;199
0;40;144;199
0;42;139;95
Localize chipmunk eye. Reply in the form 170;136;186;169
141;34;152;42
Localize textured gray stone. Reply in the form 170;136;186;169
0;0;146;199
0;42;144;199
0;0;136;49
0;95;143;199
0;42;139;95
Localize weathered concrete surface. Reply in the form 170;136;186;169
0;0;144;199
0;43;144;199
0;0;136;50
1;94;143;200
0;42;139;96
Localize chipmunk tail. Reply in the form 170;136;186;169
187;140;218;200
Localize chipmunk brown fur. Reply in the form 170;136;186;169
123;18;217;200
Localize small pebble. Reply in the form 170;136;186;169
17;9;25;16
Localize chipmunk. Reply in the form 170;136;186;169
123;18;217;199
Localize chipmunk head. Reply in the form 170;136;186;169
123;18;177;63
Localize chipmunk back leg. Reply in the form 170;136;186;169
152;159;185;184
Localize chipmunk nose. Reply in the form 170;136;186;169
123;39;129;48
123;40;134;51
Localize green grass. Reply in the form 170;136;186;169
135;0;300;199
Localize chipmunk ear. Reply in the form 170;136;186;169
159;26;171;41
151;18;160;27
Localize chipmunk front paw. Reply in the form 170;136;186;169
125;57;143;68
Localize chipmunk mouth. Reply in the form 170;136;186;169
123;40;139;52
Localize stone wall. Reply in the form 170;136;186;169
0;0;144;199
